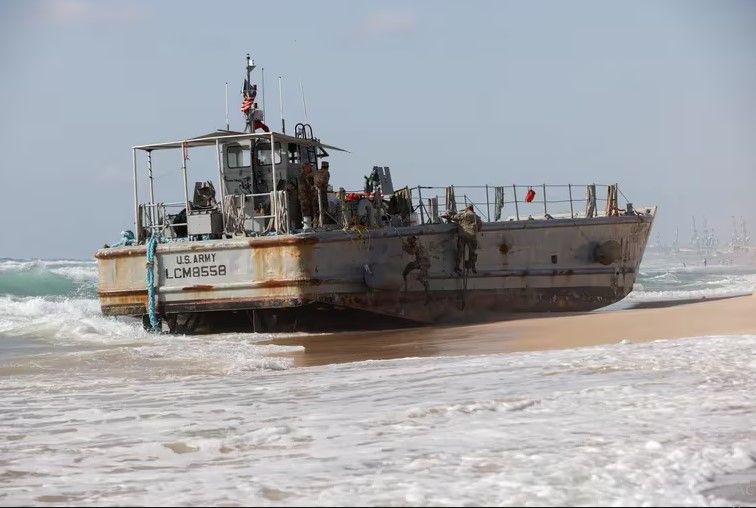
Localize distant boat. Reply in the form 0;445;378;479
95;54;657;333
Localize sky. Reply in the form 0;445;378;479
0;0;754;260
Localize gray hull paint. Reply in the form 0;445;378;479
96;215;654;326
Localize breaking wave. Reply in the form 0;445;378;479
0;259;97;298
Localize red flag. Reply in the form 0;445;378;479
254;120;270;133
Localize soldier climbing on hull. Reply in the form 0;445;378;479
402;235;431;303
448;204;483;274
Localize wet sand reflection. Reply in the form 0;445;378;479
264;295;756;368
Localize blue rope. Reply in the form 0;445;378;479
145;232;161;332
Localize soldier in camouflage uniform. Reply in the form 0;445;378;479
402;235;431;302
313;161;331;225
297;163;315;228
450;204;483;274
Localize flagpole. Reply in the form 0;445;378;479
279;75;285;134
225;82;229;131
245;54;255;133
261;67;266;121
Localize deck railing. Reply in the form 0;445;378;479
139;190;288;239
135;182;643;241
406;183;631;225
140;201;187;237
223;191;282;236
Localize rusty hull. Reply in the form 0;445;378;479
95;214;654;327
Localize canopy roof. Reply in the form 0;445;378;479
132;129;349;153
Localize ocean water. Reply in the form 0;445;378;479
1;252;755;506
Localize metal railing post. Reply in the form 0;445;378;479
132;149;140;242
215;139;225;218
147;150;156;228
181;142;190;233
542;183;547;217
485;184;490;222
270;132;278;232
513;184;520;221
417;186;425;225
568;184;574;218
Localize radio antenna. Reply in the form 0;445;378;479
294;39;309;124
299;78;309;124
261;67;266;119
278;75;286;134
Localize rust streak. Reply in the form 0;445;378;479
247;236;320;248
182;285;215;291
97;288;147;297
257;278;323;289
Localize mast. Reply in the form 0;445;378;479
241;54;257;133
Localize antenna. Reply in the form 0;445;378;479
225;82;229;131
293;38;309;125
242;53;256;133
261;67;266;119
279;75;286;134
300;77;309;124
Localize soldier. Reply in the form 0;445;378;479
402;235;431;302
313;161;331;225
449;204;483;274
286;177;302;232
337;187;351;229
298;163;315;230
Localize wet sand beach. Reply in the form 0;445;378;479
267;294;756;367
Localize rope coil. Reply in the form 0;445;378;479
145;232;161;332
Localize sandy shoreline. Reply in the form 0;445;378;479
266;294;756;367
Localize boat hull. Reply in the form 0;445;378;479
96;215;654;331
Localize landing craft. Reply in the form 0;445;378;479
95;54;657;333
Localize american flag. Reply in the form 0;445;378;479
241;81;257;112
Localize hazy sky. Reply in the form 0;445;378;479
1;0;754;259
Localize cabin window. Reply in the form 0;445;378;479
227;145;251;168
256;142;282;166
288;143;301;164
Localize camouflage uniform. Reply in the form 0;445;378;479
286;178;302;231
402;236;431;300
451;209;483;273
313;166;330;225
297;169;315;219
